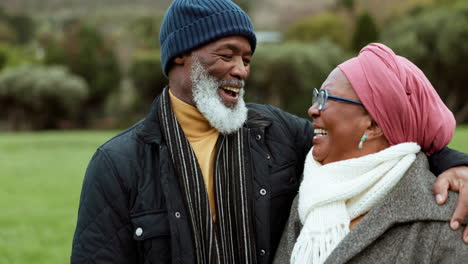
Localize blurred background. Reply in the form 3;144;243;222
0;0;467;263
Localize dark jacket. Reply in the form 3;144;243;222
71;96;313;264
273;153;468;264
71;96;467;264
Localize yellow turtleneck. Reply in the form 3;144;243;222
169;89;219;220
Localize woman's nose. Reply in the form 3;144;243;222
308;103;320;118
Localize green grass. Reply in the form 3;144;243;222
0;131;116;264
0;127;467;263
449;125;468;153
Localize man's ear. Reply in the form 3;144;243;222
173;53;191;66
173;55;186;65
365;120;385;140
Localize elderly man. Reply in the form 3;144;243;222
71;0;468;263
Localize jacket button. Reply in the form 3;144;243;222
259;249;266;256
289;177;296;184
256;134;262;141
266;154;271;160
175;212;181;218
135;227;143;237
259;189;267;196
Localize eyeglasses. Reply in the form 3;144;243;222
312;88;363;111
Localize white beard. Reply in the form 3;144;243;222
190;58;248;134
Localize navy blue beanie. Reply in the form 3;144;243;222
159;0;257;76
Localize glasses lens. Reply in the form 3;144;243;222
312;89;319;106
318;90;325;109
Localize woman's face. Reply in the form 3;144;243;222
308;68;372;165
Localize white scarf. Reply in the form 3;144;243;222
291;142;421;264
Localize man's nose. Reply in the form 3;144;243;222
230;57;249;80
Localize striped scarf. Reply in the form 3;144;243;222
158;88;256;264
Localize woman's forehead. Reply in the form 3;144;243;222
321;68;354;94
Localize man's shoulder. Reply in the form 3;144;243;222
246;103;310;129
247;103;286;116
247;103;295;122
97;120;148;161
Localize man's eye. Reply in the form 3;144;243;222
221;54;233;59
243;58;251;65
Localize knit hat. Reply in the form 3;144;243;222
159;0;257;76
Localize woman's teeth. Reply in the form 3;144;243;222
314;128;328;136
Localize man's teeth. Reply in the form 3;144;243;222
314;128;328;136
222;87;240;93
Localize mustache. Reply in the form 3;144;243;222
218;79;245;89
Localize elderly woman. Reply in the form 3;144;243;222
274;43;467;264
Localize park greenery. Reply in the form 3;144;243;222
0;0;467;128
0;65;87;130
1;1;468;263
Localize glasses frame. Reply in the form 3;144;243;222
312;88;363;111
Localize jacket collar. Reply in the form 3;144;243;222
136;95;164;144
244;103;272;129
136;95;273;145
325;152;458;264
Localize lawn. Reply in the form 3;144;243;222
448;125;468;153
0;131;116;264
0;127;467;263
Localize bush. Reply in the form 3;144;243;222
0;22;16;43
351;12;379;52
42;22;121;124
337;0;355;10
0;65;88;130
0;8;35;44
129;50;166;111
0;43;38;69
284;12;350;49
7;14;35;44
382;2;468;123
128;15;163;49
247;40;350;118
232;0;252;13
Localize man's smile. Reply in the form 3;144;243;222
219;86;241;105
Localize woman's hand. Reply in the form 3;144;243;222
433;166;468;244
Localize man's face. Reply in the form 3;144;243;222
187;36;252;134
186;36;252;107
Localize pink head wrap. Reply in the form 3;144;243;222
338;43;455;155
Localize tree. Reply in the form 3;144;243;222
0;8;35;44
232;0;252;13
0;22;16;43
7;14;35;44
336;0;356;19
247;40;349;118
43;21;121;126
129;50;166;112
128;15;163;49
338;0;355;10
351;12;380;52
285;12;350;49
382;2;468;123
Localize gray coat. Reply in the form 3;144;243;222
273;153;468;264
